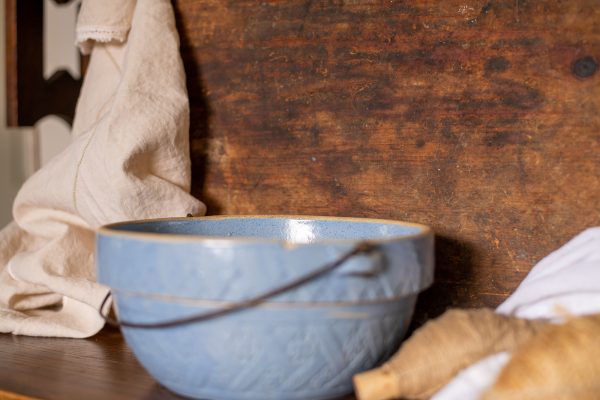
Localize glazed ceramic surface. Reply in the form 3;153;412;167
96;216;434;400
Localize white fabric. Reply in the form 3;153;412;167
433;227;600;399
76;0;136;55
432;353;511;400
0;0;205;338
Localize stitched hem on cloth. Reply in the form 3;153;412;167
76;25;130;55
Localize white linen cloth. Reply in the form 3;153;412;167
0;0;204;338
433;227;600;399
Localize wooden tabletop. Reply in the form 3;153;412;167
0;329;356;400
0;327;183;400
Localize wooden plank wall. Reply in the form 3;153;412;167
174;0;600;324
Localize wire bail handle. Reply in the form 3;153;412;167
99;241;380;329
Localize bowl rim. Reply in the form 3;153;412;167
97;215;432;245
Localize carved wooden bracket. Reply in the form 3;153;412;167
5;0;84;127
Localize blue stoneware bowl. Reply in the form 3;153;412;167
96;216;434;400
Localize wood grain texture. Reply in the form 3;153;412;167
173;0;600;325
0;329;183;400
0;389;41;400
0;329;356;399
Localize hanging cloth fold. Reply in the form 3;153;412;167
0;0;204;338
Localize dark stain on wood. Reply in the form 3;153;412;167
480;2;492;16
572;56;598;79
494;79;545;110
485;131;524;147
485;56;510;73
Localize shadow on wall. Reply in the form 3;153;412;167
172;4;220;215
409;234;478;332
